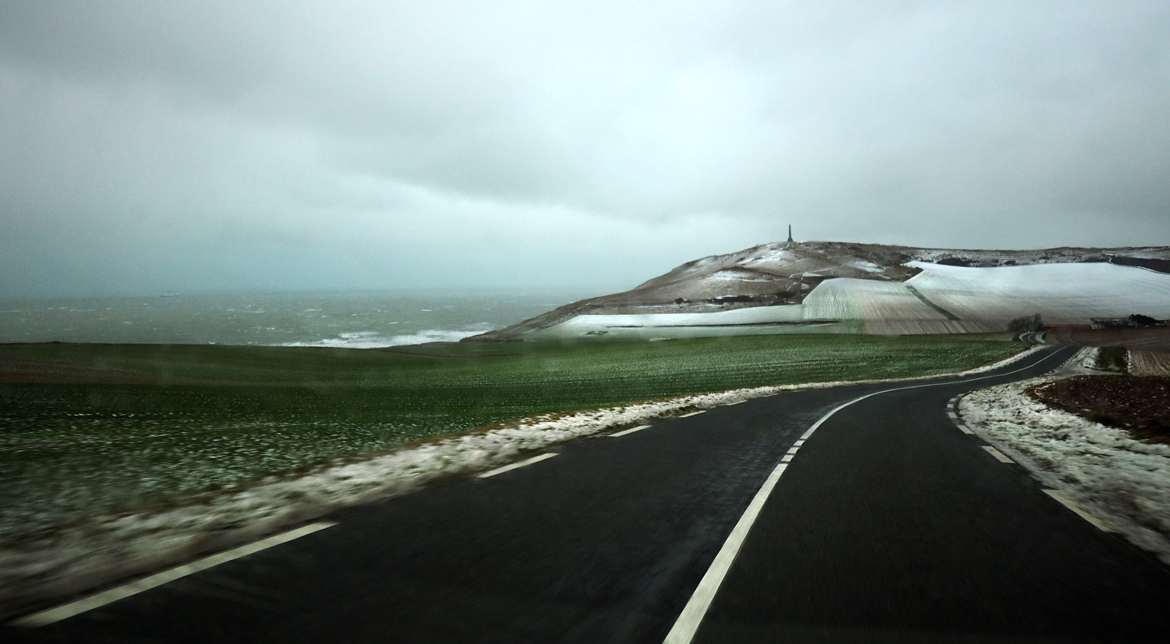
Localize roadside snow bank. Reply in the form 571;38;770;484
0;346;1043;616
1072;346;1101;373
959;377;1170;564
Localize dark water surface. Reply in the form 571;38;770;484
0;290;588;347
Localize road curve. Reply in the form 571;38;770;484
8;346;1170;643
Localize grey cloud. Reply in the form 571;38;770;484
2;1;1169;296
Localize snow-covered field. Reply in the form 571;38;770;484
801;277;991;334
905;262;1170;324
959;366;1170;565
476;240;1170;342
537;300;835;339
801;278;937;320
0;347;1040;615
538;274;959;339
550;300;805;329
538;261;1170;339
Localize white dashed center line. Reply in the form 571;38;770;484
982;445;1014;464
1043;489;1113;532
664;349;1067;644
477;453;558;479
610;425;651;437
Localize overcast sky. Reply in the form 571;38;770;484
2;1;1169;296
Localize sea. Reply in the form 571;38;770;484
0;290;591;348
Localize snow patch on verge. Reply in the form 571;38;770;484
959;376;1170;565
1071;346;1102;373
707;270;774;283
847;259;884;273
0;346;1042;617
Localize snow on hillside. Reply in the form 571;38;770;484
543;302;819;339
742;247;797;266
907;262;1170;324
540;277;970;339
708;269;774;283
801;277;992;334
470;241;1170;341
536;261;1170;339
801;278;938;321
847;260;884;274
555;304;804;328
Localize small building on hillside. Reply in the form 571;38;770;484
1091;318;1135;330
1090;315;1168;330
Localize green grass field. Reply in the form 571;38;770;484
0;335;1020;536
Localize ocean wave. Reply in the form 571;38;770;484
282;326;490;349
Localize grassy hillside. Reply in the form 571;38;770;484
0;335;1020;534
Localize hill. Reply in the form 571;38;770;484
468;241;1170;340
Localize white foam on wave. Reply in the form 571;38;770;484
282;326;492;349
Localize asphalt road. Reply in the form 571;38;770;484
9;346;1170;643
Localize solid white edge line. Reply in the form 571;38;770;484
610;425;652;437
982;445;1014;464
476;452;558;479
956;424;975;435
679;410;706;418
11;521;337;628
663;348;1069;644
725;400;746;406
1043;489;1113;532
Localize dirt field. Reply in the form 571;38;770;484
1130;350;1170;376
1030;375;1170;444
1041;327;1170;376
1045;326;1170;352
